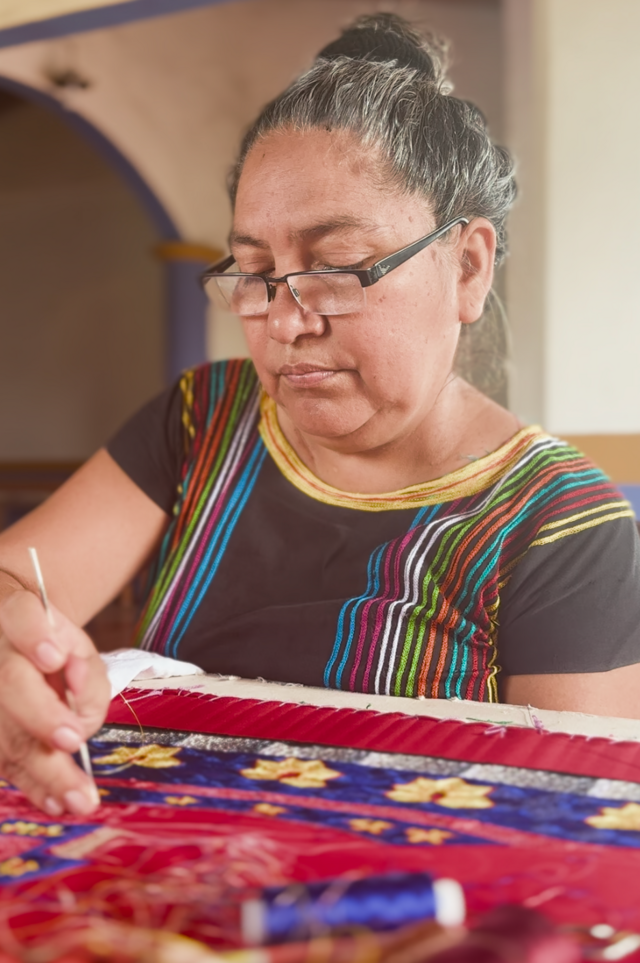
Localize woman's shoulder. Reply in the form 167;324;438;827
106;358;260;512
459;386;624;514
185;356;258;387
181;358;259;416
179;357;260;438
471;424;634;545
498;433;640;678
509;428;630;510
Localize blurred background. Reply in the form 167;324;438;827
0;0;638;641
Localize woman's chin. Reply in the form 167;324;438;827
278;396;374;444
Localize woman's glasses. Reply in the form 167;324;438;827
201;216;468;318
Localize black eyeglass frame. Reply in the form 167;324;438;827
200;215;469;308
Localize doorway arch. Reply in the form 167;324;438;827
0;75;178;237
0;79;167;467
0;74;210;397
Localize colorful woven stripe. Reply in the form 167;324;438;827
323;438;633;701
136;359;265;657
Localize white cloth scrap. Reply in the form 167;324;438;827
101;647;205;698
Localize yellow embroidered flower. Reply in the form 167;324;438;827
586;803;640;831
253;803;287;817
0;821;63;838
0;857;39;877
93;744;182;769
386;777;494;809
405;827;453;845
349;818;392;835
164;795;198;806
240;757;342;789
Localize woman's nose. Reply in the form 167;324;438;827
266;282;326;343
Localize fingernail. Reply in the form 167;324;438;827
36;640;63;671
63;789;95;815
43;796;64;817
53;725;82;753
88;783;101;807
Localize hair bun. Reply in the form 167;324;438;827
317;14;440;80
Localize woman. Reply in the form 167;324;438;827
0;14;639;819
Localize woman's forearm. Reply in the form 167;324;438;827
503;665;640;719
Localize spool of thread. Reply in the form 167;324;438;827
241;871;465;945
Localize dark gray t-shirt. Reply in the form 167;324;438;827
108;363;640;696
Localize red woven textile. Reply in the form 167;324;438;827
0;689;639;960
107;688;640;783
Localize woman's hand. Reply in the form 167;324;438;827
0;590;110;815
0;449;169;815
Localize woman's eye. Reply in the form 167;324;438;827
317;260;366;272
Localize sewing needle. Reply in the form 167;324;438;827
27;547;98;801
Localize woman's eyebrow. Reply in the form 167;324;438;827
228;218;381;250
228;231;269;249
290;217;380;242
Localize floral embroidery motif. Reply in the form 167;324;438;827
586;803;640;831
386;777;494;809
405;828;453;845
253;803;287;817
349;818;392;835
0;821;63;838
0;857;39;877
240;757;342;789
164;796;198;806
93;745;182;771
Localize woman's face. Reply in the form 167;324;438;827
232;127;492;453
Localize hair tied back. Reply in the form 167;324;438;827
317;13;446;85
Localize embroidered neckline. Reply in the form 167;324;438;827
258;392;547;512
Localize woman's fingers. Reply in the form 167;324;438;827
0;590;95;667
0;710;99;816
64;651;112;736
0;648;91;749
0;590;111;814
0;592;110;741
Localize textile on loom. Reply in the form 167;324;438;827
2;689;640;959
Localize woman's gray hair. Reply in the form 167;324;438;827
228;13;517;401
229;14;515;266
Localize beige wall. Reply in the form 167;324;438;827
546;0;640;436
0;94;164;459
0;0;504;370
505;0;640;441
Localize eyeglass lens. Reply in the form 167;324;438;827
205;273;365;317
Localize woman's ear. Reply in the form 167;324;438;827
457;218;496;324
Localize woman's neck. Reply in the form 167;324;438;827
275;379;523;495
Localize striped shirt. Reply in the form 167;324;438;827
108;359;640;702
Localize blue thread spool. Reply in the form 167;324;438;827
241;871;465;945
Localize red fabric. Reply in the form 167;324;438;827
107;689;640;783
2;787;640;941
2;690;639;959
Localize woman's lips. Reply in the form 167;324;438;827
278;365;340;388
